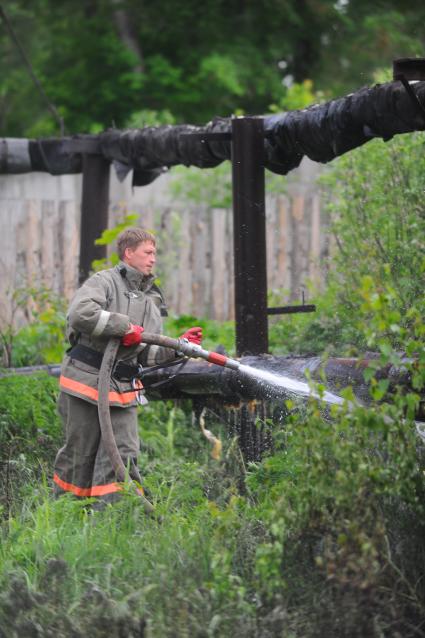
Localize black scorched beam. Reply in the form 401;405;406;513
2;354;413;406
1;76;425;185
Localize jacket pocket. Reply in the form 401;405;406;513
126;292;148;326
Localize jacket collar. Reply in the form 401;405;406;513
116;261;154;292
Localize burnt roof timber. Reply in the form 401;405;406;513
0;79;424;185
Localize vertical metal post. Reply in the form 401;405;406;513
79;154;110;284
231;116;268;355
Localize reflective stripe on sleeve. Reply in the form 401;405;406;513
59;375;137;405
92;310;111;336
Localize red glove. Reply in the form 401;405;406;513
121;324;144;346
180;326;203;345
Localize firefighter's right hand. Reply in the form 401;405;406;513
121;324;144;346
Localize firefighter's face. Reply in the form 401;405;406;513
124;240;156;275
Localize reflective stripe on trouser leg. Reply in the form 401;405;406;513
54;394;140;497
53;393;101;496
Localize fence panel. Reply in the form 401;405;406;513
0;159;325;327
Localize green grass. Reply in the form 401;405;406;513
0;384;424;637
0;432;259;636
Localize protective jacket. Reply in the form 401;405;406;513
59;262;175;408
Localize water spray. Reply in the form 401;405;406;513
141;332;344;405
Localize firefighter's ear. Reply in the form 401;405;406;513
123;246;134;263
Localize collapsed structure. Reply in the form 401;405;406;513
1;59;425;457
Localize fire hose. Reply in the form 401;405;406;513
98;332;242;513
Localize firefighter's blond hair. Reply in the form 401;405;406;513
117;227;156;260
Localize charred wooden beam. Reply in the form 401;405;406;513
4;355;411;406
1;78;425;184
140;354;412;405
79;154;111;284
231;117;268;356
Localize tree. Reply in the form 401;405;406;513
1;0;425;136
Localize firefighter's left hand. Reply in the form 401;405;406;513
180;326;203;345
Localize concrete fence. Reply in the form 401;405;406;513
0;158;327;326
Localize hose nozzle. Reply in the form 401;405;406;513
141;332;241;371
177;338;240;371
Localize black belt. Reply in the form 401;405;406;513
68;344;143;381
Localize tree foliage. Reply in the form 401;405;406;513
1;0;425;136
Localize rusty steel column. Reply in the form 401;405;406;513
79;153;110;284
231;116;268;355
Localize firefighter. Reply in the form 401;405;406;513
53;227;202;503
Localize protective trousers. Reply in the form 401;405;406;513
53;393;140;502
